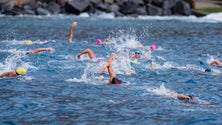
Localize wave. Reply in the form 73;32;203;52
1;12;222;23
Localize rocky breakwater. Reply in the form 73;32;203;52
0;0;197;17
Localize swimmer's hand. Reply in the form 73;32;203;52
47;47;54;51
95;75;104;80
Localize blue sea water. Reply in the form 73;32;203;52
0;13;222;124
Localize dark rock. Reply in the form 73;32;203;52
147;4;162;15
110;4;119;12
191;9;207;17
136;6;147;15
172;0;191;15
162;0;176;9
152;0;164;7
94;3;111;12
119;1;137;15
110;4;123;17
57;0;67;6
23;2;38;11
48;2;61;14
2;6;22;15
65;0;91;14
143;0;153;4
36;7;50;15
183;0;195;9
90;0;102;5
39;0;55;3
136;0;145;6
116;0;127;6
23;9;36;15
104;0;115;4
162;9;172;15
0;0;193;17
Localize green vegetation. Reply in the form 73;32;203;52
196;7;222;14
195;0;222;14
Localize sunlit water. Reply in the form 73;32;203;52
0;13;222;124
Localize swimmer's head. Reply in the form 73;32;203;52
16;67;27;75
188;95;194;100
150;44;156;50
25;40;32;45
136;49;143;55
135;49;143;58
96;39;102;45
111;77;122;84
205;68;212;72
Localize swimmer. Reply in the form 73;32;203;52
150;44;157;50
130;49;143;58
150;60;156;70
99;53;122;84
166;90;194;101
68;22;77;43
0;67;27;78
27;47;54;54
209;60;222;66
96;38;111;45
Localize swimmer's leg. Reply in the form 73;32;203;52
68;22;77;43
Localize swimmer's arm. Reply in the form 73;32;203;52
130;54;135;58
102;39;111;44
0;72;10;78
29;47;54;54
177;94;190;100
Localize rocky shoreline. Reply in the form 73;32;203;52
0;0;203;17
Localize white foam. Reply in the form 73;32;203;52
202;12;222;22
1;12;222;23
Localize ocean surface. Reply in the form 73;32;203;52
0;13;222;125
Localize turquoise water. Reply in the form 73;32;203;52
0;14;222;124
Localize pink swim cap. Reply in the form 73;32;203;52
150;44;156;50
96;39;102;45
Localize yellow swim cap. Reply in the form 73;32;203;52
16;67;27;75
25;40;32;45
132;59;138;64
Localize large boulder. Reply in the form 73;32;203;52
65;0;91;14
147;4;162;15
119;1;137;15
172;0;191;15
48;2;61;14
23;2;38;15
104;0;115;4
152;0;164;7
162;0;176;9
183;0;195;9
136;6;147;15
36;7;50;15
143;0;153;4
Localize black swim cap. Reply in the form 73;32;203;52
188;95;194;100
111;77;122;84
205;68;212;72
